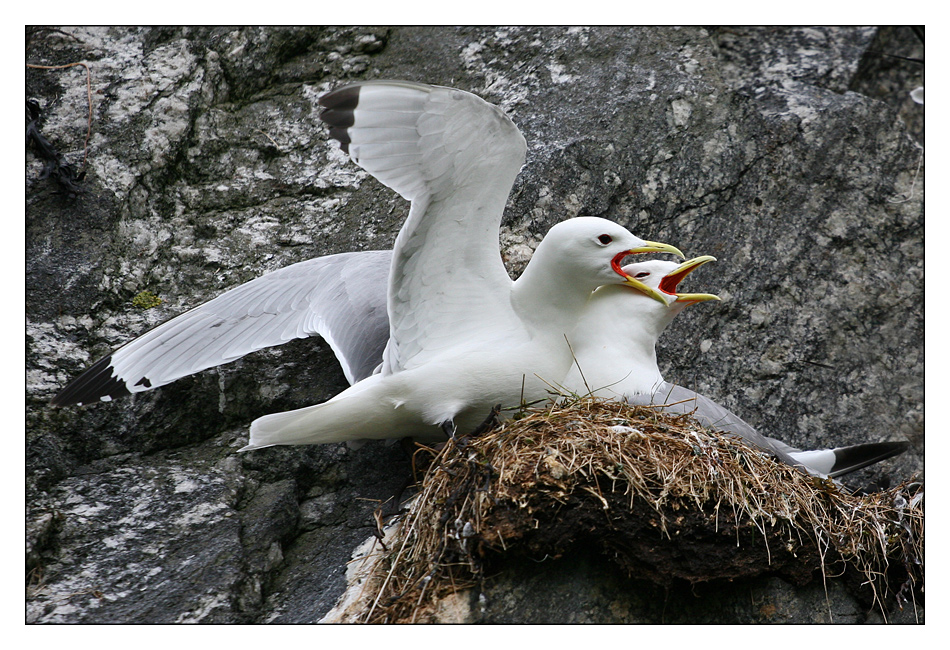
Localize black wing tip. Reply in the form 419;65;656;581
318;85;360;111
49;354;133;407
320;107;356;129
318;86;359;155
830;440;912;478
328;126;352;147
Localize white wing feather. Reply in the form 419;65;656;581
319;81;528;374
52;251;392;405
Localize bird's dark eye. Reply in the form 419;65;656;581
597;234;612;245
635;272;650;279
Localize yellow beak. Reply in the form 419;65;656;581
617;240;686;304
663;255;720;304
629;240;685;260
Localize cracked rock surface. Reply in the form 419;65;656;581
26;26;922;623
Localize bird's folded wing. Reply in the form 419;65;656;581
319;81;528;374
632;382;805;468
633;382;908;478
51;250;392;405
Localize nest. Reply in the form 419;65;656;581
331;398;923;624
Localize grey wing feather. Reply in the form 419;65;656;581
629;382;805;469
52;250;393;406
631;383;908;478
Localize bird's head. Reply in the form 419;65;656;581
538;217;685;302
621;255;721;312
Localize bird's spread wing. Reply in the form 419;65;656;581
319;81;528;374
52;250;392;405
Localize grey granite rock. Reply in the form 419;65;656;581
26;26;922;623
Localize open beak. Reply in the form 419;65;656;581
622;277;671;305
612;241;685;305
629;240;685;260
660;255;721;304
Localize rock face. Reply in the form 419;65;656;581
26;26;923;623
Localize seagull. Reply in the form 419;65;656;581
52;80;683;447
50;250;908;475
241;81;683;448
565;257;909;479
51;79;903;477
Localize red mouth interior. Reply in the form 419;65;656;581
659;264;698;295
659;269;686;294
611;251;633;278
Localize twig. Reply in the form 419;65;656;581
254;128;282;150
888;146;923;204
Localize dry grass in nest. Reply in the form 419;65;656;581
343;397;922;624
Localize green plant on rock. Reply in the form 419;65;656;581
131;290;162;310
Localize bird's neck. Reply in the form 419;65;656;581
511;263;600;337
573;326;663;396
566;289;671;395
